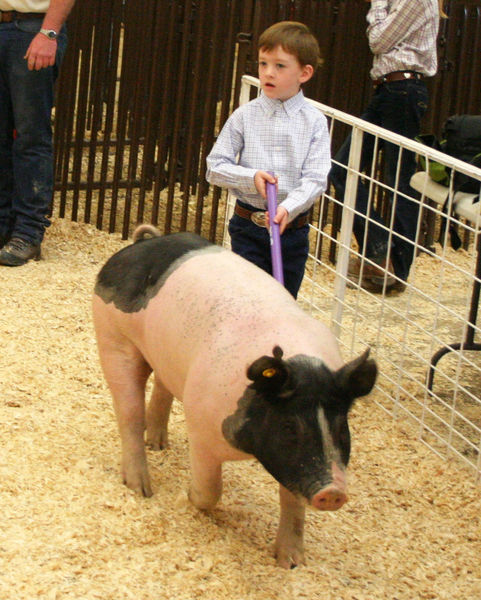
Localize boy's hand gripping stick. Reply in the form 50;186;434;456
266;174;284;285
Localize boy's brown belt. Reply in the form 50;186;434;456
234;203;309;229
0;11;45;23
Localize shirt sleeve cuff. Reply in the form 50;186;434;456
280;197;310;222
234;168;259;194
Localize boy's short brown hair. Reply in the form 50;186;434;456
258;21;322;71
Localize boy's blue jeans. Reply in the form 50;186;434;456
228;202;309;299
0;18;67;245
329;79;428;281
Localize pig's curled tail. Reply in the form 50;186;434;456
132;224;162;243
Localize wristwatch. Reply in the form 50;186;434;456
39;28;58;40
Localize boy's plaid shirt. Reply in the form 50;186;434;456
206;90;331;222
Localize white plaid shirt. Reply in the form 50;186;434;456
206;90;331;221
367;0;439;79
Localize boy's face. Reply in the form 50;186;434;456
258;46;313;102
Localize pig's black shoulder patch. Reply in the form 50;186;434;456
95;232;219;312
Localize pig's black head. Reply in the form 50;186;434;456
222;346;377;501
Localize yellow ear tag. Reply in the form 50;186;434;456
262;368;276;378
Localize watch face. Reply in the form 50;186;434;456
40;28;58;39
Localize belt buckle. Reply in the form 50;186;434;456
250;211;266;227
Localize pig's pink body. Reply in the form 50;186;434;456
94;248;343;453
93;245;350;568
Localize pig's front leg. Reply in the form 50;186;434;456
274;484;306;569
145;378;173;450
187;440;223;510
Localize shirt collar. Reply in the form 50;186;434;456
259;90;305;117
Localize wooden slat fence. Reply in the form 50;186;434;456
52;0;481;240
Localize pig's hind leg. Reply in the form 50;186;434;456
97;332;154;497
146;378;173;450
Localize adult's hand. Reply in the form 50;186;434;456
24;34;57;71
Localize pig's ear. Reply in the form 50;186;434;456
246;345;290;394
335;348;377;401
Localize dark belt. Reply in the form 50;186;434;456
0;11;45;23
234;203;309;229
373;71;424;87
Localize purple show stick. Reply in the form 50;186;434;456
266;172;284;285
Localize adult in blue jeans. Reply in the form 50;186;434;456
329;0;444;292
0;0;75;267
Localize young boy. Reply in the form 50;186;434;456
206;21;330;298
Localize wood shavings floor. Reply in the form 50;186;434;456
1;218;480;600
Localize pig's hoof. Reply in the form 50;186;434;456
123;477;153;498
145;437;167;451
274;545;305;569
145;427;168;451
122;469;153;498
188;487;220;510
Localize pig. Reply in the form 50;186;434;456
92;224;377;568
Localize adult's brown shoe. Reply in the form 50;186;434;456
0;237;41;266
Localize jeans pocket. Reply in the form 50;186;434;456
15;18;42;35
408;85;429;121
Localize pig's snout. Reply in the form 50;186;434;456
311;485;347;511
310;462;348;511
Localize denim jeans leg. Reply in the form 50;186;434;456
379;80;428;280
12;38;55;243
3;20;67;245
329;100;390;261
0;29;15;238
280;225;309;299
